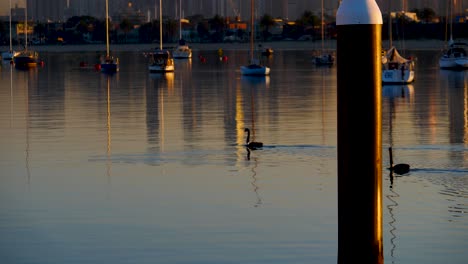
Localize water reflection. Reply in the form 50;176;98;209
106;76;112;178
386;170;400;264
382;84;414;100
440;70;468;144
1;50;467;264
248;149;263;207
241;75;271;87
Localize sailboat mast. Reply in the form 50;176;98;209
388;0;392;48
9;0;12;52
105;0;109;57
250;0;254;62
160;0;163;50
179;0;182;40
321;0;324;52
449;0;453;42
24;0;27;51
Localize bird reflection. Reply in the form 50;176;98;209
246;148;263;207
386;170;400;263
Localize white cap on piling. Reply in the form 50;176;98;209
336;0;383;25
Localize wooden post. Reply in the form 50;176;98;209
336;1;383;263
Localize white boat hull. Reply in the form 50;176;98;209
382;69;415;84
240;65;270;76
439;58;468;69
455;58;468;68
173;45;192;59
439;42;468;69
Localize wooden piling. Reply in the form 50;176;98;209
336;1;383;263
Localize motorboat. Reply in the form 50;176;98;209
148;49;174;73
382;46;415;84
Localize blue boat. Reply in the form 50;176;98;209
100;0;119;73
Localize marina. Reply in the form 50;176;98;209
0;47;467;263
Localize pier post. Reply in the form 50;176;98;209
336;1;383;264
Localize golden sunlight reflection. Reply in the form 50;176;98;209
106;76;112;178
235;83;245;162
9;66;13;128
159;88;165;152
165;72;175;93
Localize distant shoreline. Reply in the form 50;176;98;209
1;39;464;53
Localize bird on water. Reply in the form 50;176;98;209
388;147;410;175
244;128;263;149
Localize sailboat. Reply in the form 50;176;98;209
314;0;334;66
382;5;415;84
439;0;468;69
240;0;270;76
13;1;39;69
382;47;415;84
172;0;192;59
100;0;119;73
1;0;19;61
148;0;174;73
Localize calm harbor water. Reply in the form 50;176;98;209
0;49;467;264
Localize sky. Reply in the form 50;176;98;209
0;0;465;18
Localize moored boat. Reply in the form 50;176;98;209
173;39;192;59
1;0;19;62
313;0;335;66
172;0;192;59
382;46;415;84
100;0;119;73
148;0;174;73
240;0;270;76
13;0;40;69
148;49;174;73
14;50;39;68
314;54;334;66
439;41;468;69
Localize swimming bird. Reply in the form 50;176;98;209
388;147;410;175
244;128;263;149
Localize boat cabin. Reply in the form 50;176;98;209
444;43;468;58
150;50;173;66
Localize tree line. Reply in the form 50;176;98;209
0;7;466;46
